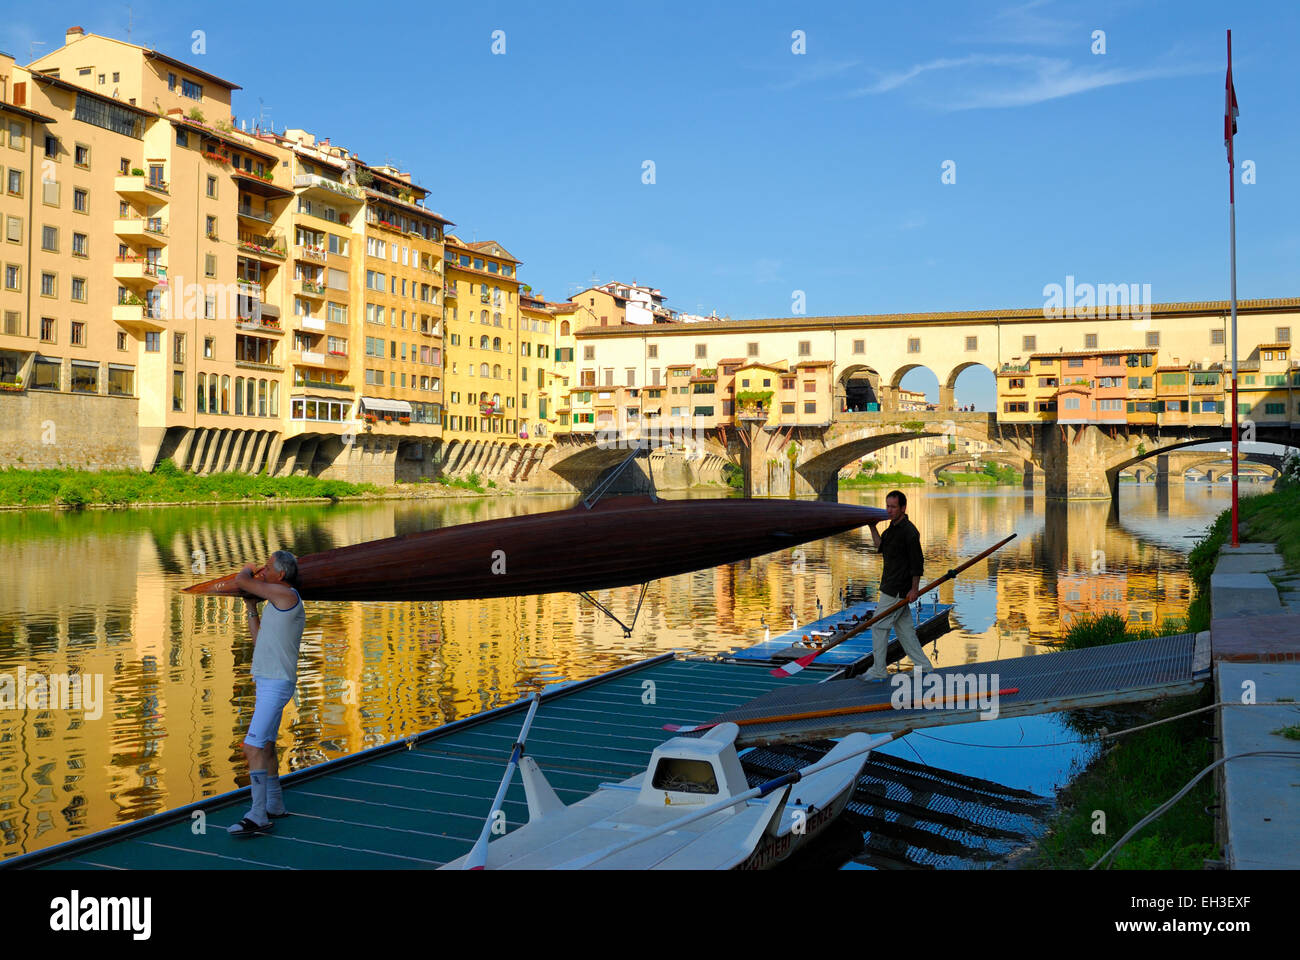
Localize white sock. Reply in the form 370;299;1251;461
247;769;269;824
266;773;285;815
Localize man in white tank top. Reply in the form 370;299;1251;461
227;550;305;837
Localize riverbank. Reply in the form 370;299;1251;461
1026;483;1297;869
838;471;924;488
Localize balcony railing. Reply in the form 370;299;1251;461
293;379;354;392
146;178;170;194
293;174;364;201
300;280;326;296
295;245;328;264
237;206;275;224
238;234;287;259
235;359;283;372
300;350;326;365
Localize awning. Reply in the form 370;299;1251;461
360;396;413;414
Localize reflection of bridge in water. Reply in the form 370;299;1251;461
544;411;1296;505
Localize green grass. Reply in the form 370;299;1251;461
1271;724;1300;741
838;471;924;488
1031;688;1217;869
1058;612;1188;651
937;468;1023;485
0;459;382;508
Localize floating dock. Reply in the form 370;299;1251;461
3;601;953;870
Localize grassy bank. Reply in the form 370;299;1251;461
838;471;924;488
0;459;384;507
1032;483;1300;868
938;468;1023;485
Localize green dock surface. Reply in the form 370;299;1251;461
6;656;823;870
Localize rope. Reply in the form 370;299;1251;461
1091;750;1300;870
912;699;1296;749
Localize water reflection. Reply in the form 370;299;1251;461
0;482;1250;858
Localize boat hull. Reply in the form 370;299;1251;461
182;496;888;602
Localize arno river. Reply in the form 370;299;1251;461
0;481;1255;859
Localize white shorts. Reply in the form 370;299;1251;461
244;677;296;748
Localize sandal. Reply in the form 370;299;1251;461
227;817;274;837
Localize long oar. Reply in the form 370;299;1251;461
558;728;910;869
772;533;1017;678
464;692;542;870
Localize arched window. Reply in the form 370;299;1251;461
258;379;268;417
480;310;488;323
197;373;207;413
561;320;570;336
246;378;255;415
270;381;279;417
234;377;244;415
208;375;218;415
480;363;489;377
492;393;501;406
221;375;231;414
493;337;501;351
480;335;489;349
493;364;501;379
480;392;489;403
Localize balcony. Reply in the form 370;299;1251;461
295;245;328;264
238;232;287;260
238;281;264;302
114;174;170;201
293;173;364;202
237;205;276;225
298;315;326;332
236;317;283;334
292;378;354;393
235;359;284;372
443;285;457;299
299;350;326;365
112;301;166;331
299;280;326;298
113;256;161;284
114;217;168;240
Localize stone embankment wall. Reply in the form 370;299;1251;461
0;393;140;470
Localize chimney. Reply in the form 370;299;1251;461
66;26;85;44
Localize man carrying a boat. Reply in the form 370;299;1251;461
862;490;933;681
227;551;305;837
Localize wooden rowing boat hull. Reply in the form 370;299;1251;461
182;496;888;602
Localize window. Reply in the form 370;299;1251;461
41;226;58;252
73;188;87;212
205;253;216;278
117;331;127;350
1022;335;1036;352
6;169;20;196
182;79;203;100
73;94;143;138
804;401;817;414
44;134;59;159
206;175;217;198
1210;328;1225;345
71;277;86;302
908;338;921;354
695;343;708;359
71;361;98;393
145;332;160;352
1067;357;1084;368
41;317;56;342
1146;331;1160;348
4;264;18;290
75;144;90;167
7;121;24;148
72;232;87;257
1266;402;1286;415
965;336;977;352
746;342;760;357
647;344;658;359
1278;327;1291;343
71;321;85;345
5;216;20;242
204;337;214;359
41;272;56;297
206;215;217;239
854;339;865;354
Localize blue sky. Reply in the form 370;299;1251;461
6;1;1297;406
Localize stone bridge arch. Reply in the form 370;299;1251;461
923;451;1030;482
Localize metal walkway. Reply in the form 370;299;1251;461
706;633;1211;746
3;657;824;870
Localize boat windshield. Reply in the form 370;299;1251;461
651;758;719;794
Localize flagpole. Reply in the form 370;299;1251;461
1227;29;1240;548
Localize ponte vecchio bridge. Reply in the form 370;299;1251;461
522;296;1300;502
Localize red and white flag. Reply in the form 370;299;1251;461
1225;45;1239;158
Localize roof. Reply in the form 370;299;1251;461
170;115;278;162
29;71;155;116
1257;343;1291;350
0;98;55;123
143;48;242;90
576;298;1300;338
364;186;451;226
793;360;834;368
1028;348;1156;360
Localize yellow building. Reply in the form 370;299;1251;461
441;235;523;439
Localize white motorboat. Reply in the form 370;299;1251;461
442;722;903;870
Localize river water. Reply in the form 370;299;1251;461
0;481;1257;860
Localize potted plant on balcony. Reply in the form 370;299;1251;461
383;414;394;422
735;389;773;418
398;415;411;425
130;167;145;177
0;375;22;392
364;412;378;424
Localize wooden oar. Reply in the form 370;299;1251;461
559;729;910;869
464;693;541;870
771;532;1018;678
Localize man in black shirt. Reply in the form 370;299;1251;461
862;489;933;681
